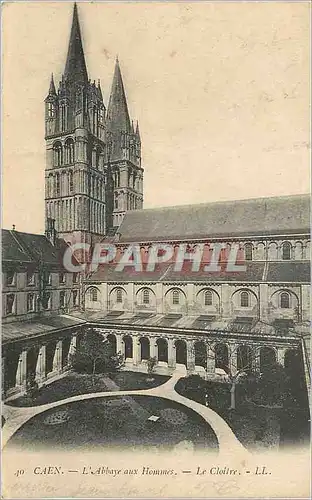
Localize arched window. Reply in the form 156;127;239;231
60;104;66;131
204;290;213;306
280;292;290;309
172;289;180;305
143;289;150;304
68;171;74;193
53;142;63;167
89;287;98;302
282;242;291;260
245;243;253;261
240;291;249;308
116;288;123;303
48;102;55;118
65;139;75;164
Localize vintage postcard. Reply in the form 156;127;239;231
1;1;311;498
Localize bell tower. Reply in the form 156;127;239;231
44;3;107;247
106;58;144;228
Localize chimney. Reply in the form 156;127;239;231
45;218;57;246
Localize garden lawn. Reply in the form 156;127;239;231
7;371;170;407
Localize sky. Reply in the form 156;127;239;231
2;1;310;234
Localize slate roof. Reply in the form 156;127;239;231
117;194;310;242
2;229;74;268
86;260;308;284
2;315;86;344
267;262;310;283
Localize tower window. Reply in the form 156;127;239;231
53;143;63;167
143;289;150;304
6;294;15;315
280;292;290;309
240;291;249;308
116;288;123;303
282;242;291;260
172;289;180;305
60;104;66;131
65;139;75;164
48;102;55;118
245;243;253;261
204;290;213;306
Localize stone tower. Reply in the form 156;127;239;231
44;3;143;245
106;58;144;227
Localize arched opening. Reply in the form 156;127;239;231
65;139;75;164
175;340;187;366
282;242;291;260
4;350;20;390
260;347;276;373
26;347;39;380
53;142;63;167
139;337;150;361
237;344;252;372
156;338;168;362
194;341;207;368
107;334;117;356
215;343;229;372
45;342;57;375
123;335;133;360
61;338;71;369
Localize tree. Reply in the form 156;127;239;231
147;356;157;375
69;329;124;379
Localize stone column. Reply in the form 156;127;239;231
52;340;63;373
133;337;140;365
116;334;124;357
276;347;286;367
68;335;77;358
35;345;47;383
150;338;158;360
167;338;176;369
16;350;27;388
156;282;163;314
206;344;215;374
186;341;195;374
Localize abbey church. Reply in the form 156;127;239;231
2;4;310;402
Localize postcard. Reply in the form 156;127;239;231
1;1;310;498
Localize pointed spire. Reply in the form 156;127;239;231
49;74;56;95
97;79;103;99
107;57;131;135
135;120;141;142
64;3;88;86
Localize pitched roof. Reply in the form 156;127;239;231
2;230;33;263
117;194;310;242
2;229;61;266
64;3;88;86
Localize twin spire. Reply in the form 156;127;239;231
64;2;88;86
